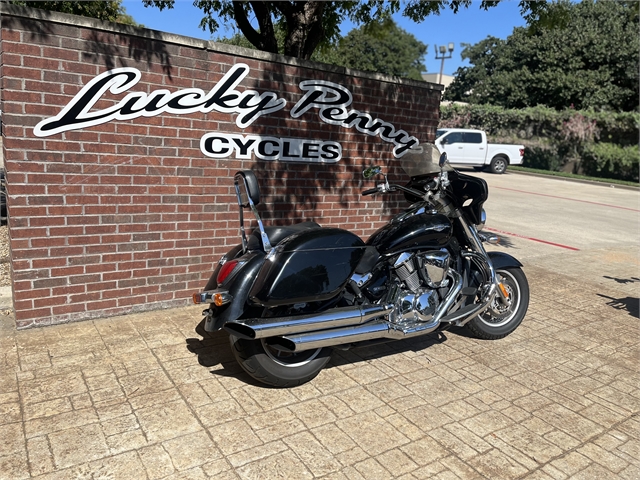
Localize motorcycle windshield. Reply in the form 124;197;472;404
400;143;453;177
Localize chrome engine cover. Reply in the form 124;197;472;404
417;250;450;288
392;288;439;324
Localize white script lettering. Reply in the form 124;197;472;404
291;80;420;157
33;64;286;136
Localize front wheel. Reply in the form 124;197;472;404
229;335;331;387
466;267;529;340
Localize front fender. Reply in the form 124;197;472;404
488;251;523;270
204;250;266;332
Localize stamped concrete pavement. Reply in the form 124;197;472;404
1;173;638;479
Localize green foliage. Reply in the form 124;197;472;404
144;1;549;60
581;143;639;182
445;1;640;112
440;103;640;181
315;19;427;80
11;1;143;26
440;104;639;146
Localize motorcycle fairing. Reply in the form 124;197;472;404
404;171;488;226
249;228;366;307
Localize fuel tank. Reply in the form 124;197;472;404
366;212;452;255
249;228;366;307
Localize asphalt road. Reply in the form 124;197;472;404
467;169;639;304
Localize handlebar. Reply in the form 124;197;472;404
361;188;379;196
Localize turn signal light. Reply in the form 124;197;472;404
217;260;239;284
213;293;226;307
498;282;509;298
192;290;232;305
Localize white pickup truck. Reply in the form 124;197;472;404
435;128;524;174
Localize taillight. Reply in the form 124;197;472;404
217;260;239;284
519;148;525;157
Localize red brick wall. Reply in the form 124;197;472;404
0;5;442;328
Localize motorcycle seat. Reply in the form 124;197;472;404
248;222;321;251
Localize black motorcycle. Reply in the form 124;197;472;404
193;144;529;387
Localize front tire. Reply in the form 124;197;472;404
230;335;331;387
466;267;529;340
489;156;508;174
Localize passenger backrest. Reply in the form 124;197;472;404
234;170;260;207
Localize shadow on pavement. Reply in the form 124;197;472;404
603;275;640;285
597;294;640;319
186;318;455;384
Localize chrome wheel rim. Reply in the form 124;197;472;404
478;270;521;328
494;159;506;173
262;340;322;368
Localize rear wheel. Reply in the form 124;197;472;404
466;267;529;340
489;156;508;174
230;335;331;387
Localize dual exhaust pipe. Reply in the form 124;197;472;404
224;270;485;352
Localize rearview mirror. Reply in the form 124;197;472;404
363;166;382;179
439;152;448;168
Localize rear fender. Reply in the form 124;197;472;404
488;251;523;270
204;249;266;332
203;244;243;291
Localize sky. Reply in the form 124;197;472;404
121;0;527;76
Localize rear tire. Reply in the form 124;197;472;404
229;335;331;387
466;268;529;340
489;156;508;174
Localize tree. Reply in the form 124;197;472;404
145;1;548;60
317;19;427;80
445;1;640;112
14;1;553;61
217;18;426;81
10;1;143;26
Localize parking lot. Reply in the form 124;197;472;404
1;172;638;479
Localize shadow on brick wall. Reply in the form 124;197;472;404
2;8;173;77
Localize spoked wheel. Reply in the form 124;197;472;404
229;335;331;387
466;267;529;340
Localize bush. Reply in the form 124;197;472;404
523;146;563;171
440;104;639;146
440;103;639;181
581;143;639;182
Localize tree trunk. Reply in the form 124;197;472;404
276;1;326;59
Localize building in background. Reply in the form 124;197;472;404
422;73;454;92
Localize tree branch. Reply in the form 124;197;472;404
232;1;277;53
249;1;278;53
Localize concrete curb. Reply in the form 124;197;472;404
507;169;639;192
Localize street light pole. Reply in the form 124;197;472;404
434;43;455;85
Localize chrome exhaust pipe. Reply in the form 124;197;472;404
224;304;393;340
268;316;442;352
272;270;464;352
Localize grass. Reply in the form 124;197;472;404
508;166;639;188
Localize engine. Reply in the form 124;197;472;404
387;250;451;325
